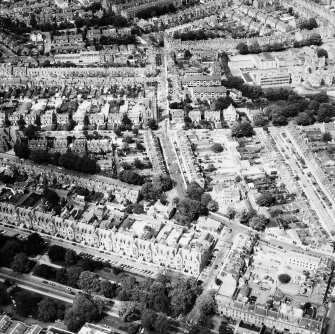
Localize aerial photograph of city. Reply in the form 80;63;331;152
2;0;335;333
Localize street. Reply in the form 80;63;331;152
159;127;186;198
0;268;122;318
271;128;335;237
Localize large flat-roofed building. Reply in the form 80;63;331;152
54;51;101;65
254;52;277;70
250;69;290;87
286;250;321;271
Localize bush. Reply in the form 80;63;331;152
231;122;254;137
278;274;291;284
211;143;223;153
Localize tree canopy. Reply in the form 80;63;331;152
231;122;254;137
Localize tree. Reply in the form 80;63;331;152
186;181;204;201
114;128;122;137
249;214;268;231
37;298;58;322
248;41;261;54
184;49;192;59
272;113;288;126
317;48;328;58
256;191;275;207
1;239;22;267
30;14;37;28
215;97;234;111
154;313;170;333
197;314;211;328
100;280;117;299
189;324;211;334
169;277;198;317
133;158;143;169
278;273;291;284
145;281;169;313
118;170;144;185
121;114;132;128
147;119;158;130
231;122;254;137
253;112;268;127
307;33;322;46
11;252;29;274
121;161;132;170
65;249;77;265
236;42;249;55
140;182;160;201
14;141;30;159
24;232;45;256
207;200;219;212
152;174;173;192
119;302;141;322
34;264;54;279
300;17;318;30
226;206;236;219
123;135;134;144
24;124;39;140
318;103;335;123
132;128;139;135
121;143;130;152
211;143;224;153
114;15;128;27
0;284;10;306
17;117;26;131
141;309;157;331
296;112;313;126
48;245;66;262
66;119;76;131
64;293;103;331
30;149;48;164
83;115;90;126
56;267;68;285
178;198;201;221
43;187;60;205
64;309;85;332
15;290;42;317
219;322;232;334
196;291;216;316
132;203;145;214
313;91;329;103
67;267;83;288
323;132;332;142
78;271;101;293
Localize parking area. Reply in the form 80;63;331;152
78;252;158;278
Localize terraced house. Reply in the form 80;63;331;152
0;201;214;276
